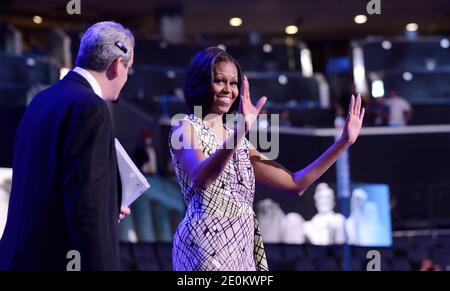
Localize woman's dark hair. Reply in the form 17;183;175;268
184;47;242;116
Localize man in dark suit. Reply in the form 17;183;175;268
0;21;134;271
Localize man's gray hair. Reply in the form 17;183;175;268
75;21;134;72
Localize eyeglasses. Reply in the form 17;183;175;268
114;41;128;54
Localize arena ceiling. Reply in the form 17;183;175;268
0;0;449;40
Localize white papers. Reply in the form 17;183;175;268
0;167;12;240
115;139;150;207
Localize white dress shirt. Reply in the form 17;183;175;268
72;66;103;99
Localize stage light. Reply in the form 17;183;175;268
371;80;384;98
229;17;243;27
285;25;299;35
33;16;43;24
425;59;436;71
166;70;176;79
300;48;313;77
402;72;413;81
26;58;36;66
354;15;367;24
263;43;273;53
406;23;418;32
352;45;368;94
381;40;392;50
278;74;288;85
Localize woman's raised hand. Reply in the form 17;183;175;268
239;76;267;131
341;94;365;145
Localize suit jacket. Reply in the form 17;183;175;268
0;71;120;271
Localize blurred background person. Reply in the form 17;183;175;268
419;256;442;271
134;128;159;175
279;108;293;127
385;90;413;126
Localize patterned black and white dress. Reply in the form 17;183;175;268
169;114;268;271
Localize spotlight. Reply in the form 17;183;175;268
285;25;299;35
406;23;418;32
229;17;243;27
354;15;367;24
33;16;43;24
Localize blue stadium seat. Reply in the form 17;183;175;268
227;44;302;72
134;41;198;68
363;40;450;72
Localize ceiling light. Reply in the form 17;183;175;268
229;17;243;27
285;25;299;35
354;15;367;24
406;23;418;32
33;16;43;24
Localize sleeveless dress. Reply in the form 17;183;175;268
169;114;268;271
